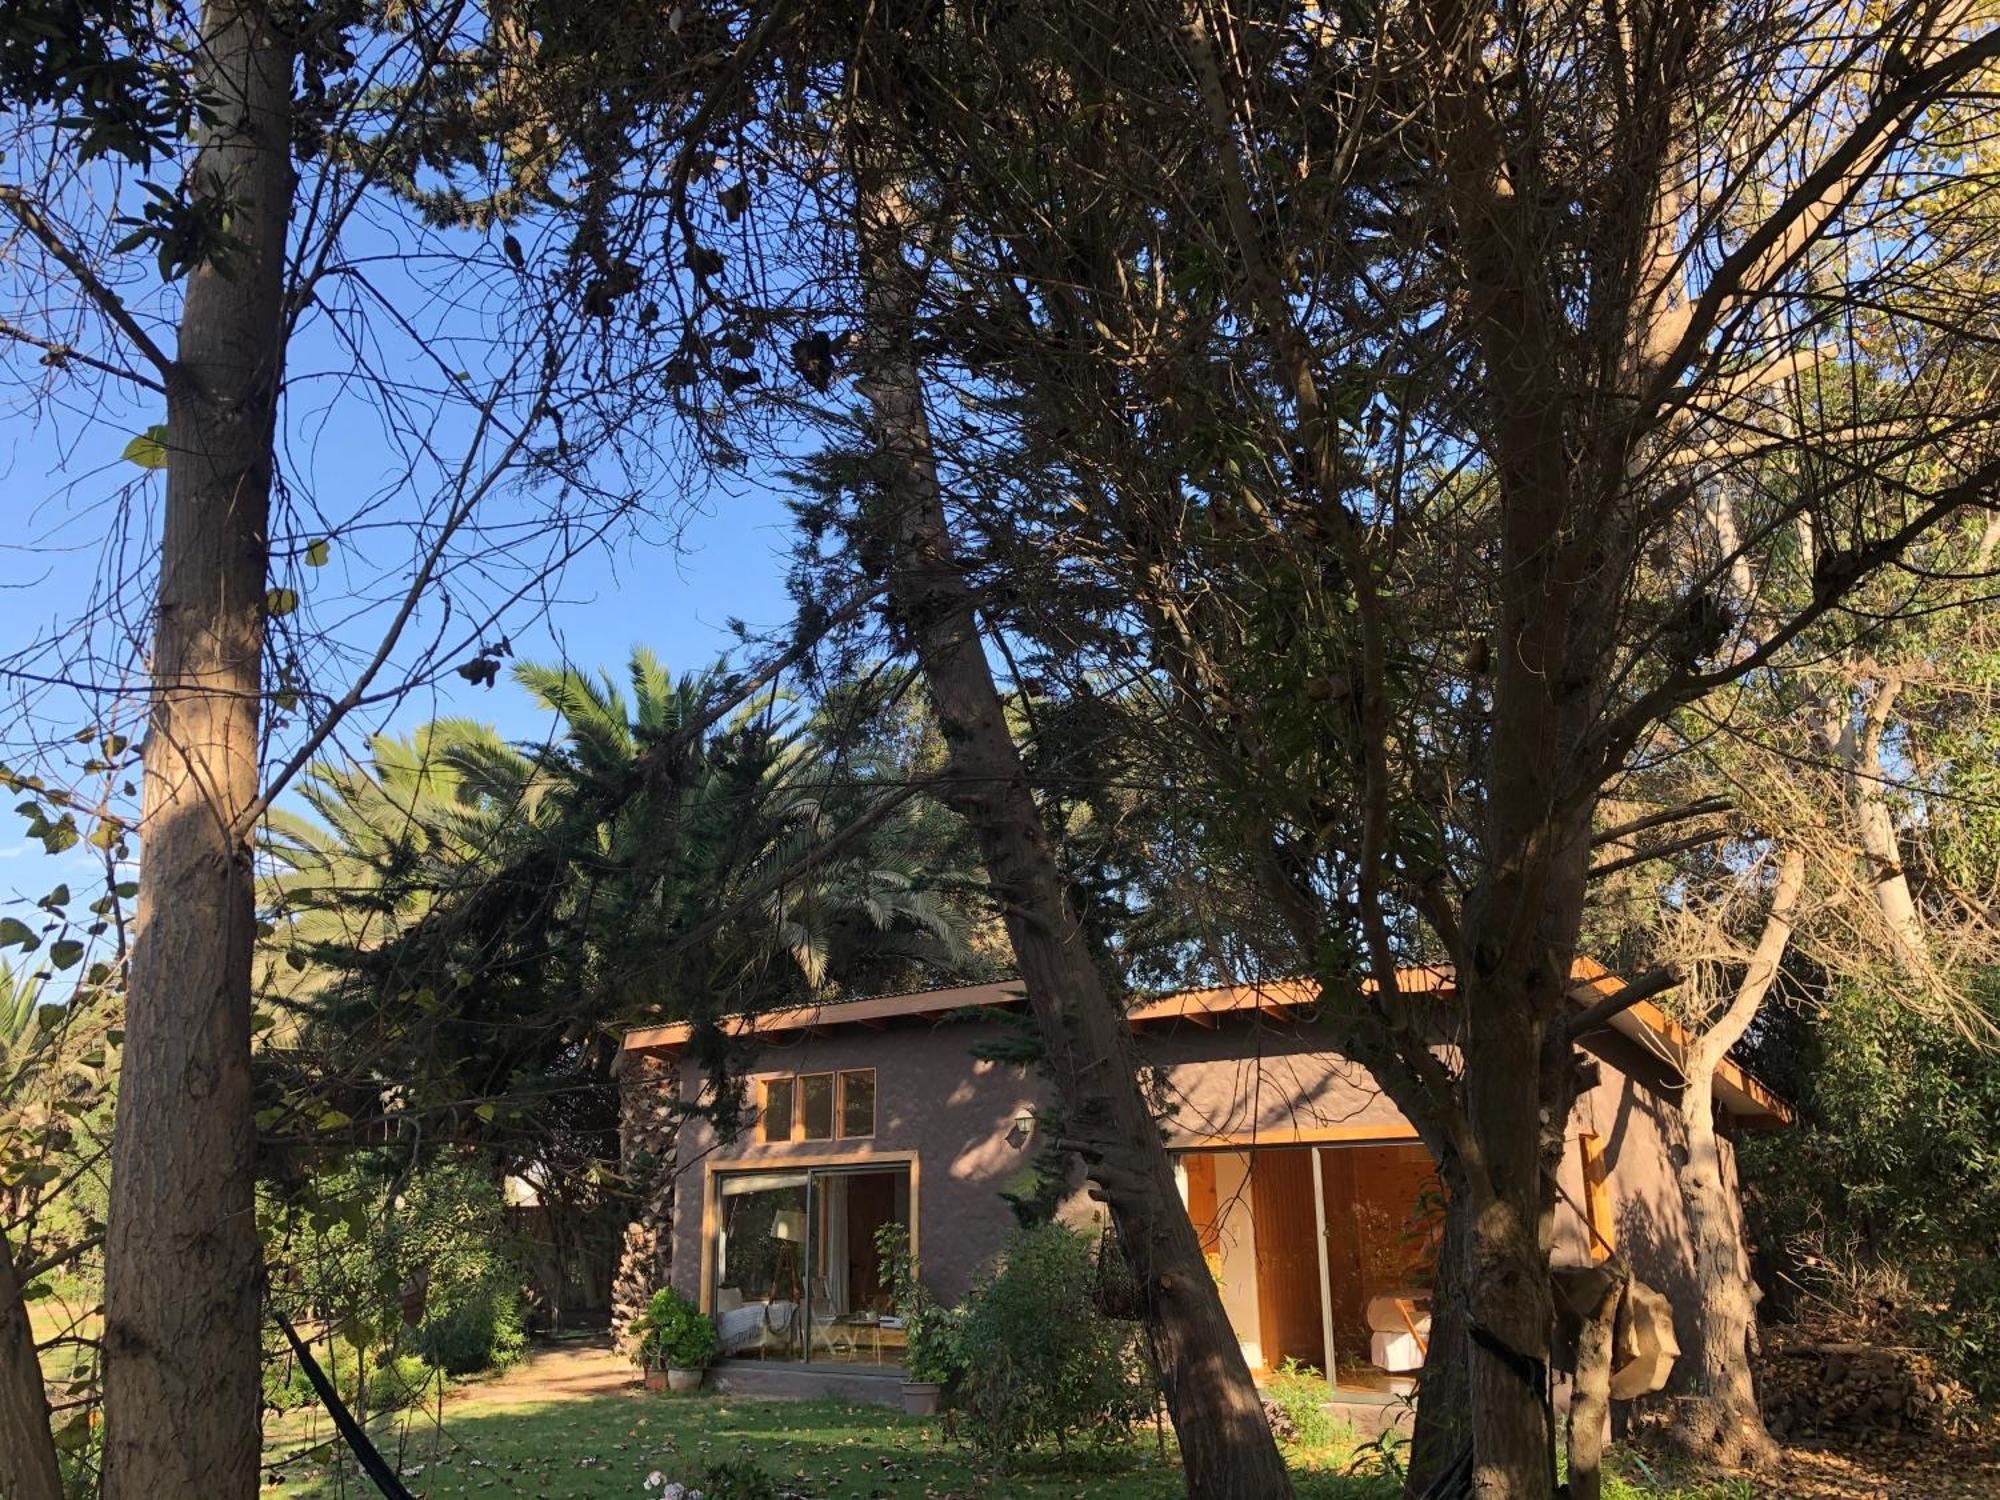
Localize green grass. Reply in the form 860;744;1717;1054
262;1389;1412;1499
260;1387;1756;1500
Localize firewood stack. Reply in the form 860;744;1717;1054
1759;1330;1972;1440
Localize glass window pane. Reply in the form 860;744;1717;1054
761;1078;795;1143
840;1070;876;1138
800;1074;834;1140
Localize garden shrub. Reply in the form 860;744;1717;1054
631;1285;718;1370
699;1458;782;1500
261;1346;435;1415
874;1221;966;1387
265;1158;530;1387
412;1281;526;1375
955;1222;1156;1460
1264;1358;1348;1450
1740;971;2000;1396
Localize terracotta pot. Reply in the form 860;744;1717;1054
643;1368;667;1392
901;1381;942;1416
667;1367;704;1394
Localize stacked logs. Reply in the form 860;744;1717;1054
1760;1332;1972;1440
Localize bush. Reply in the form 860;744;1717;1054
632;1285;718;1370
261;1346;435;1416
1740;972;2000;1396
955;1223;1156;1459
413;1280;527;1376
265;1158;530;1386
1264;1358;1349;1451
874;1221;965;1387
699;1458;781;1500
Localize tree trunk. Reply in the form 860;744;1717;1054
0;1226;63;1500
1667;848;1802;1471
1407;1169;1472;1492
1670;1070;1777;1470
849;165;1292;1500
1847;677;1927;970
612;1051;679;1351
1459;1004;1562;1500
102;5;293;1497
1564;1263;1626;1500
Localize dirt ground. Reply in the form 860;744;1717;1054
1760;1432;2000;1499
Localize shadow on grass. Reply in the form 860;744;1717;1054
264;1390;1426;1500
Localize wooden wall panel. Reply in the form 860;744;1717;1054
1249;1148;1326;1373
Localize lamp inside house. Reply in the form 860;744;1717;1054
771;1208;806;1242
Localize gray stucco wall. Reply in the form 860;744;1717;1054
661;1006;1746;1353
670;1017;1052;1306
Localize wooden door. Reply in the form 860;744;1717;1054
1249;1148;1326;1374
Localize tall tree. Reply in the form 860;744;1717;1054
101;6;294;1491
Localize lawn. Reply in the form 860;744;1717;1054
260;1384;1749;1500
263;1390;1335;1499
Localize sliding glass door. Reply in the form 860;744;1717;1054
711;1163;912;1365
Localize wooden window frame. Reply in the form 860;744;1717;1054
758;1075;797;1144
755;1067;880;1142
797;1071;836;1141
837;1067;877;1140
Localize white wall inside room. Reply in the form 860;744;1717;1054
1211;1151;1263;1372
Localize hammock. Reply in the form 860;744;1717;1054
272;1310;418;1500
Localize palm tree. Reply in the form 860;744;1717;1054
257;649;980;1152
0;962;46;1102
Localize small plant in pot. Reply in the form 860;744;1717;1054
875;1223;963;1415
632;1286;717;1394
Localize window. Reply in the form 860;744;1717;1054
800;1073;835;1140
760;1077;796;1143
840;1069;877;1139
757;1068;877;1141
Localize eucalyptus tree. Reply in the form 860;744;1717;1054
354;1;2000;1493
0;2;728;1491
784;4;2000;1492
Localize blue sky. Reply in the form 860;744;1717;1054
0;118;823;929
0;390;804;910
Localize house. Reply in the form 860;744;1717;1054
613;961;1786;1410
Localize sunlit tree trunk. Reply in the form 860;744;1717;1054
849;161;1293;1500
0;1227;63;1500
102;4;293;1496
1667;849;1803;1470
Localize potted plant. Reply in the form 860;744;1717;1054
631;1286;718;1394
875;1223;961;1415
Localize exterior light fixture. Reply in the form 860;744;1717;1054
1007;1109;1036;1149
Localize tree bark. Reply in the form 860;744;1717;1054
0;1225;64;1500
1846;677;1927;970
102;5;293;1497
849;163;1292;1500
1564;1263;1626;1500
611;1051;679;1351
1407;1170;1472;1491
1668;847;1802;1471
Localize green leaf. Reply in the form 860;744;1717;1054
316;1109;351;1131
265;587;299;617
39;884;69;910
121;424;169;469
52;1412;93;1452
0;917;38;950
304;538;330;566
49;939;84;970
